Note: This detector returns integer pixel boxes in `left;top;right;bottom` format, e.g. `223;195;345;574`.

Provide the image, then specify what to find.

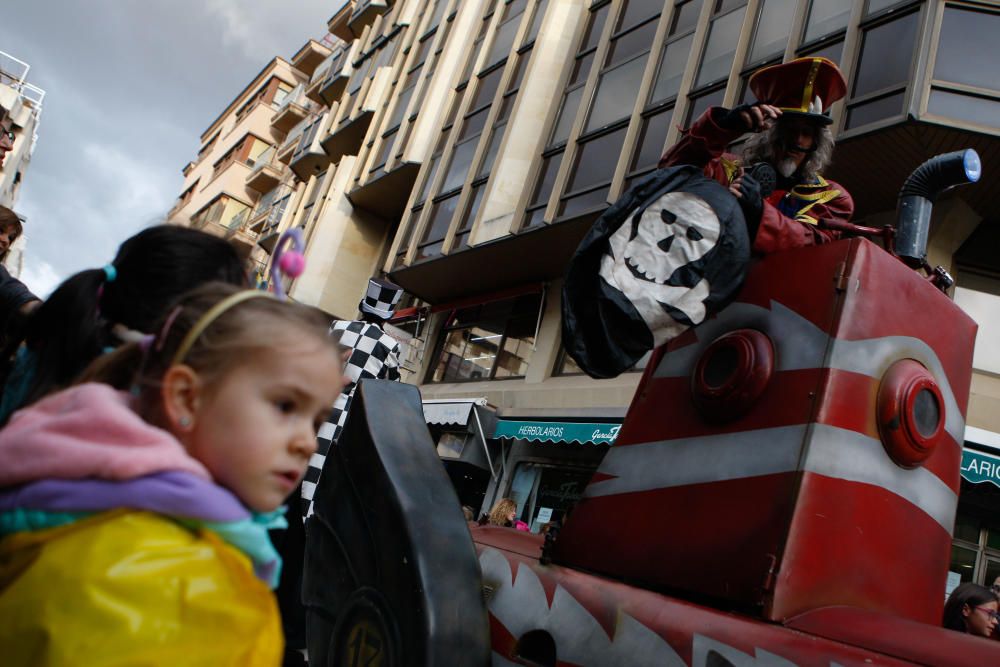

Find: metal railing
313;45;348;85
274;84;306;116
227;207;256;238
280;114;315;153
248;145;280;175
0;51;29;91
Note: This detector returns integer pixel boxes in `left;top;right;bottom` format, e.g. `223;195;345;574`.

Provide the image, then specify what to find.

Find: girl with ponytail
0;224;247;421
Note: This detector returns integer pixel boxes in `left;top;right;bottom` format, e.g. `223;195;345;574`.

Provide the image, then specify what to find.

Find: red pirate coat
658;107;854;254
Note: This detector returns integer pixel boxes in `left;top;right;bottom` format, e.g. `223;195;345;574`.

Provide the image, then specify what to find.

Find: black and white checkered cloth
300;319;401;518
359;278;404;320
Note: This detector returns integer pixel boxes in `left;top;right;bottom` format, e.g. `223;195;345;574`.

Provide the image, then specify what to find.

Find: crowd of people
0;51;990;663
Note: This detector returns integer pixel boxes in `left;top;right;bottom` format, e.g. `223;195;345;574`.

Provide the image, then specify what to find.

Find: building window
799;37;845;66
521;1;614;229
428;293;541;383
190;194;250;231
746;0;796;67
693;1;748;89
950;507;1000;589
626;0;703;189
927;5;1000;130
508;461;603;532
844;8;920;130
801;0;852;45
553;346;584;376
557;1;661;222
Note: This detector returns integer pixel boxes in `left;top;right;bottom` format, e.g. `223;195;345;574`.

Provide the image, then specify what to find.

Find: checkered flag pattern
359;278;404;320
300;319;401;518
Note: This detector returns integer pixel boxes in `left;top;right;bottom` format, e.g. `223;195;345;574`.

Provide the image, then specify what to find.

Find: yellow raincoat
0;509;282;666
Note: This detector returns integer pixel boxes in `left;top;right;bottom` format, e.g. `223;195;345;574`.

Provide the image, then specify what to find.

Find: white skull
599;191;722;345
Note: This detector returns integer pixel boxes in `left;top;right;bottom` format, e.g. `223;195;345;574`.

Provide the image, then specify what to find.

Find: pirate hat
359;277;404;320
749;57;847;125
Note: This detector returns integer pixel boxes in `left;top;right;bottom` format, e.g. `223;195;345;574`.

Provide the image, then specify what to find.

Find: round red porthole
877;359;945;469
691;329;775;423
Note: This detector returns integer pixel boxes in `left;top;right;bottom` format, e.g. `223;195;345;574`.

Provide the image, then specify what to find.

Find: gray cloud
4;0;343;297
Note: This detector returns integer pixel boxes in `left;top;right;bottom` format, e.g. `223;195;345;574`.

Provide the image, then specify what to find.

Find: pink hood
0;383;210;486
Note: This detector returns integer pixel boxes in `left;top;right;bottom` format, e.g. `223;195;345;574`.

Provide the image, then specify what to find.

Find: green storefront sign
492;420;621;445
961;448;1000;487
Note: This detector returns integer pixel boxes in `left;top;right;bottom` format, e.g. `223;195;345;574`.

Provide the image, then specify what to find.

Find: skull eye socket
660;208;676;224
686;226;703;241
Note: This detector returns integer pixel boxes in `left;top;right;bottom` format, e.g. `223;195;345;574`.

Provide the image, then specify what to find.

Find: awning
422;398;488;426
961;448;1000;488
492;420;620;445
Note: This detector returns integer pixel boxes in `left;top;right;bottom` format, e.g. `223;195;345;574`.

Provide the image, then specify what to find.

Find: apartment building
171;0;1000;581
168;41;334;280
0;50;45;277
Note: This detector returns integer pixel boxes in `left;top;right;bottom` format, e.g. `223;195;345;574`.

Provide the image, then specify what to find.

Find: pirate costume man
659;57;854;253
300;277;403;518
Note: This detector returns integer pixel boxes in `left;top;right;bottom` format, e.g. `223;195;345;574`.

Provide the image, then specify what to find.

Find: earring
178;416;192;428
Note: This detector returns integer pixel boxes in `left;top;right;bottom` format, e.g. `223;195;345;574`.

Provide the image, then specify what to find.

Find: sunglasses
0;129;13;143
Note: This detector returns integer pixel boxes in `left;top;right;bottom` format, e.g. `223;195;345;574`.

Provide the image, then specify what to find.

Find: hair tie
170;290;274;367
102;264;117;283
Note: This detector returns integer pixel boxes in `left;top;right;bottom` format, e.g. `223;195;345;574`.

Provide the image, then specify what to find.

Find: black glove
716;104;755;132
736;174;764;237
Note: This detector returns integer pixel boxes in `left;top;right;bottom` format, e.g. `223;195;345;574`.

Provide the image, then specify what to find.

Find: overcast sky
5;1;343;298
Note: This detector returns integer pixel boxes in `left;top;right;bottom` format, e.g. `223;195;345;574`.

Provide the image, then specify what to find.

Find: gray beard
776;158;798;178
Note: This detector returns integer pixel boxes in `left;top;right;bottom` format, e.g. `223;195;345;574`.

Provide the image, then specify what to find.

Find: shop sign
492;420;621;445
960;448;1000;487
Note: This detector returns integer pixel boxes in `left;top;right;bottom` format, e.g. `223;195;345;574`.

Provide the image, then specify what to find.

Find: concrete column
524;281;564;384
292;155;390;318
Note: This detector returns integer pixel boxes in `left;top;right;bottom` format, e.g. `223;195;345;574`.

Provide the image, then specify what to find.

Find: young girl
943;582;1000;638
488;497;530;532
0;283;344;665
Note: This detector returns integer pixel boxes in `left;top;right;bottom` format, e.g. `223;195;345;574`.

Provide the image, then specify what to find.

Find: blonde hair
488;498;518;526
82;282;334;423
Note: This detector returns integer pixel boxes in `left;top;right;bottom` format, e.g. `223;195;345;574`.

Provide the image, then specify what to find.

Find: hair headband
170;290;274;367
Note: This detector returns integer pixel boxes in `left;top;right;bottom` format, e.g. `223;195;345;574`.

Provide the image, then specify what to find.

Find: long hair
488;498;518;527
81;282;334;423
741;120;835;182
943;582;999;632
12;225;247;415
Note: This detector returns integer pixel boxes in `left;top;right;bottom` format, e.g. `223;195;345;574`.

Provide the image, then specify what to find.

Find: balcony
314;45;354;106
270;84;309;133
347;0;389;37
321;105;374;164
247;186;291;234
291;39;332;78
327;3;355;42
224;208;258;259
245;145;284;193
277;115;311;165
348;161;421;219
290;115;331;181
257;219;287;254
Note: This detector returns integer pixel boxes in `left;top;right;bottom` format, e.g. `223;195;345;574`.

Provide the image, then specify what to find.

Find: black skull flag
562;166;750;378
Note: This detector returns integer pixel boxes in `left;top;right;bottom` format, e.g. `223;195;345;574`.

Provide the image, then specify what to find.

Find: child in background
0;283;344;666
0;224;247;423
